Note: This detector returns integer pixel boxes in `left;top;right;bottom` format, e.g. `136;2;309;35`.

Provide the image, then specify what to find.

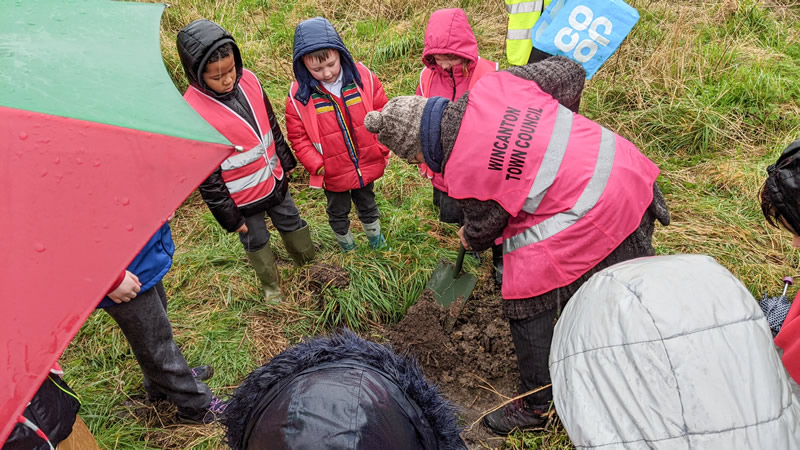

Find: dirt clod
304;263;350;293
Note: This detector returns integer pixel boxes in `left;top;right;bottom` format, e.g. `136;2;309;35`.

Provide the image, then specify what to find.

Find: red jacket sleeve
775;294;800;385
370;73;390;157
371;72;389;112
285;94;324;176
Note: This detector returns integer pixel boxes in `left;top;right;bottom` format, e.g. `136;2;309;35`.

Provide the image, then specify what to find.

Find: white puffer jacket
551;254;800;449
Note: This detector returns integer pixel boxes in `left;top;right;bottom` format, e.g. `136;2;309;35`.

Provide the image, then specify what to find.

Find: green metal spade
425;244;478;309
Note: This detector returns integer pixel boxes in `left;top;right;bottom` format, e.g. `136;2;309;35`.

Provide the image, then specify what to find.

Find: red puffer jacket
286;63;389;192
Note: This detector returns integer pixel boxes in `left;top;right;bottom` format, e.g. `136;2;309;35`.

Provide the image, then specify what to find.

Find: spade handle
454;245;467;277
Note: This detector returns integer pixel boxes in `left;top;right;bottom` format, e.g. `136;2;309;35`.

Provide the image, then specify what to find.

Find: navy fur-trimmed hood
221;329;465;450
291;17;362;105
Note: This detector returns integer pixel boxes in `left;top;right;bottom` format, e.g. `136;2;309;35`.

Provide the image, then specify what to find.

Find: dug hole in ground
385;279;562;448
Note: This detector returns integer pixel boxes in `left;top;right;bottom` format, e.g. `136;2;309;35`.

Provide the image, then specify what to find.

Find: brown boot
279;222;315;267
246;245;285;302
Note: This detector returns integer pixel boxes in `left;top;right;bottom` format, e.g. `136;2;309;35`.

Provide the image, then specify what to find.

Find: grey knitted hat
364;96;428;162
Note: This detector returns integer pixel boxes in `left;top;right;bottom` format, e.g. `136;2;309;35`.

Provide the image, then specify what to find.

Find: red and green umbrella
0;1;236;443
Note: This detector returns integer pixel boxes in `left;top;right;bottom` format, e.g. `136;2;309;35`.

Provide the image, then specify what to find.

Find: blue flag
531;0;639;79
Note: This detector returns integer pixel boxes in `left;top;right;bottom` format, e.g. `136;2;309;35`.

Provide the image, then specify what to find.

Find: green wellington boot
246;245;285;302
363;220;387;249
334;230;356;252
279;222;315;267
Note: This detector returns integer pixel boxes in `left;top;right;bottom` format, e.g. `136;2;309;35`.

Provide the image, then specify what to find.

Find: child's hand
236;223;249;234
458;226;472;250
316;167;325;176
109;271;141;303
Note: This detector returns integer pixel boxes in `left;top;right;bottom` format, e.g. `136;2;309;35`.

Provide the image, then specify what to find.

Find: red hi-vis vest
445;71;659;299
288;63;377;188
184;69;284;207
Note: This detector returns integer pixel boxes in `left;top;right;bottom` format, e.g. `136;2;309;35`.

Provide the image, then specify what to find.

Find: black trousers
509;307;558;409
238;191;305;252
323;182;379;235
104;281;211;414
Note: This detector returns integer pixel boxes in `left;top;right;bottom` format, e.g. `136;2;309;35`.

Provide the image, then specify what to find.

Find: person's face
433;54;464;72
304;51;341;84
202;54;236;94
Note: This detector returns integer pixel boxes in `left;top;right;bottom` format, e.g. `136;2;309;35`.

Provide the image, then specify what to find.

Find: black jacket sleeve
264;92;297;172
198;167;245;232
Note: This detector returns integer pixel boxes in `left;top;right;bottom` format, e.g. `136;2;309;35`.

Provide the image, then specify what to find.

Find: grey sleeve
459;198;510;252
504;56;585;111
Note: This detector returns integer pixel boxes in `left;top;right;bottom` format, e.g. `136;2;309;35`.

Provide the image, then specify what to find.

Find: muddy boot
246;245;285;302
363;220;387;249
279;222;315;267
482;397;547;436
334;230;356;252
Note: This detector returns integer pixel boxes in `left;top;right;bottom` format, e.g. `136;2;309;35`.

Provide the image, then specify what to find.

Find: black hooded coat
221;330;466;450
176;20;297;232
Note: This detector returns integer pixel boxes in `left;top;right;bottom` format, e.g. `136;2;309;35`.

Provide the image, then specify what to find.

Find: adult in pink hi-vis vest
178;20;314;303
364;56;670;435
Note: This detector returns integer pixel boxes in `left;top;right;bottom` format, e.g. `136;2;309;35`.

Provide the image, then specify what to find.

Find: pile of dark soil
387;282;520;449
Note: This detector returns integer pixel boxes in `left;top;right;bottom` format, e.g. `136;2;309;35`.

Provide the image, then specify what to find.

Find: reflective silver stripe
522;105;573;214
505;127;617;254
225;153;280;194
506;28;533;41
220;132;273;171
313;142;323;154
506;0;543;14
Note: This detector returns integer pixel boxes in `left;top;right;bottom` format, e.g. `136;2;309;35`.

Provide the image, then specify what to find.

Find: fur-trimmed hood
222;329;465;450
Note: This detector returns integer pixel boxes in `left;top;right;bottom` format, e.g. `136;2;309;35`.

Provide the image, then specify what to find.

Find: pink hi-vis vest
288;63;377;188
184;69;284;207
445;71;659;299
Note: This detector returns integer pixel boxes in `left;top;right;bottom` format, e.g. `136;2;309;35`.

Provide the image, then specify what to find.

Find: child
364;56;670;435
285;17;389;251
416;8;501;286
100;222;224;424
760;138;800;387
177;20;314;302
417;8;498;101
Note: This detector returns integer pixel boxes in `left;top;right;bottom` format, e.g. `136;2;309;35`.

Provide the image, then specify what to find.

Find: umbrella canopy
0;0;235;444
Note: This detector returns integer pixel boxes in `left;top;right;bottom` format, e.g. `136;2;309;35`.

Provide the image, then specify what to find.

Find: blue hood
291;17;362;105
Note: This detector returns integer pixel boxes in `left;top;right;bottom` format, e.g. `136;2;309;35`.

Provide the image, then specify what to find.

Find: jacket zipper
320;88;364;188
449;70;456;101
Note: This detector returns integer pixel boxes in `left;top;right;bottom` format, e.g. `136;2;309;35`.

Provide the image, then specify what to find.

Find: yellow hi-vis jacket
505;0;551;65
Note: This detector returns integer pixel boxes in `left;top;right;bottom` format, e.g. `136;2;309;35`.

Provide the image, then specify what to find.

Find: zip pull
234;145;245;153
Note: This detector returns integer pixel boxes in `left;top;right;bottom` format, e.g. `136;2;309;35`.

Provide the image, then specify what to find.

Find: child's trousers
104;281;212;414
323;182;379;235
238;191;306;252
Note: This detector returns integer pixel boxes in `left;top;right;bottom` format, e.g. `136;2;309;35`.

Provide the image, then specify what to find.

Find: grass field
60;0;800;448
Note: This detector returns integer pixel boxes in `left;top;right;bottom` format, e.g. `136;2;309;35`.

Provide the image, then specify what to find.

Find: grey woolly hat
364;96;428;162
